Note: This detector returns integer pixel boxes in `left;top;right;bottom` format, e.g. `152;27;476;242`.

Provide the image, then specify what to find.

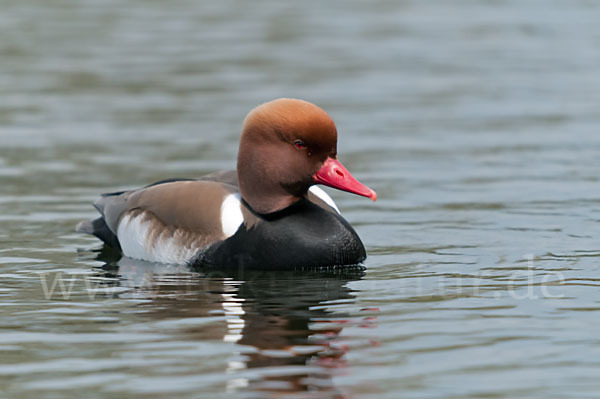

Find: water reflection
97;250;368;398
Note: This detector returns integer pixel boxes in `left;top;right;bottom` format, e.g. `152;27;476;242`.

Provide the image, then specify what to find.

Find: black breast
192;199;366;270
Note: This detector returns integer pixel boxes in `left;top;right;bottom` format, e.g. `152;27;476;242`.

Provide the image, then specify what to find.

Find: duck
76;98;377;270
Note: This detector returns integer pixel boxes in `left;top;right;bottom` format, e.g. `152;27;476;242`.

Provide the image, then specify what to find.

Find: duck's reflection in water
96;250;368;399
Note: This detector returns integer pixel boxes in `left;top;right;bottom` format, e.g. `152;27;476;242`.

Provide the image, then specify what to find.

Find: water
2;0;600;398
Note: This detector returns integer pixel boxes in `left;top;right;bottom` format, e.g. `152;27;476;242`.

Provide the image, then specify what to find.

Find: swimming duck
77;98;376;269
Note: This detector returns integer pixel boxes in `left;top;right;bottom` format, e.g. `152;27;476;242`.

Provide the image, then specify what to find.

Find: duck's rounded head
237;98;376;214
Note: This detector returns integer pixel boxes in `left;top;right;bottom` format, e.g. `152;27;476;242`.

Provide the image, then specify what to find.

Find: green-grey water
2;1;600;398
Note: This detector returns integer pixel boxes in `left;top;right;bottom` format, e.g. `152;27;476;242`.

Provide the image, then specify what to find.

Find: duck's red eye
294;140;306;149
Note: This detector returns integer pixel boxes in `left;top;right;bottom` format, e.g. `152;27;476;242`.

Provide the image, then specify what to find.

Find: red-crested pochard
77;98;376;269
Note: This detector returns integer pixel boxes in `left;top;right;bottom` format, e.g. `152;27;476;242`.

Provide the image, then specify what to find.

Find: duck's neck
242;191;301;215
237;156;303;215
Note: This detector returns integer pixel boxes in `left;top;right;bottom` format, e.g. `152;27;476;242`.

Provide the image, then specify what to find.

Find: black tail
76;217;121;250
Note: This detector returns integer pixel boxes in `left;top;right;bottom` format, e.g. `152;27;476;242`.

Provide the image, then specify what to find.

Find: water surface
2;1;600;398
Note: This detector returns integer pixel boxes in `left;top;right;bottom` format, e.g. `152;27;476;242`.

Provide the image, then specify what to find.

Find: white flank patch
116;213;199;265
221;193;244;238
309;186;340;214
